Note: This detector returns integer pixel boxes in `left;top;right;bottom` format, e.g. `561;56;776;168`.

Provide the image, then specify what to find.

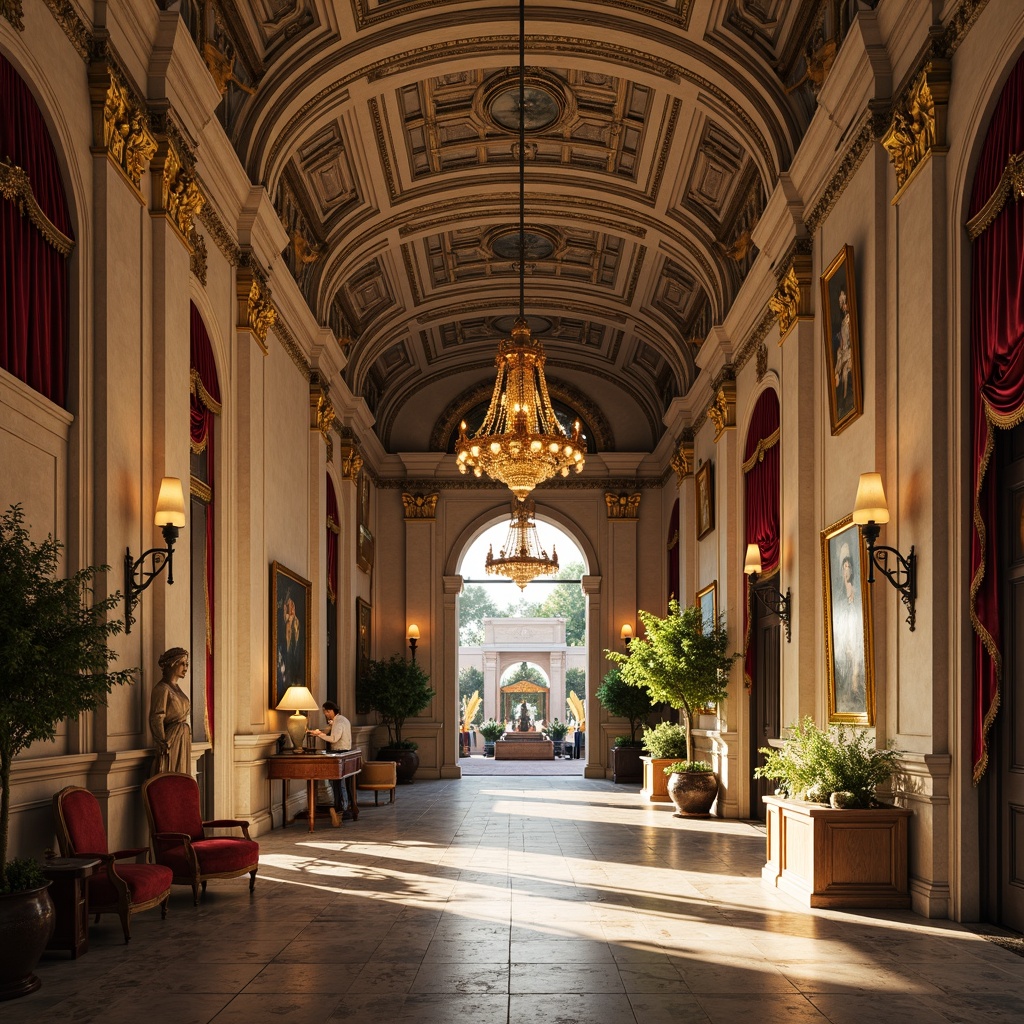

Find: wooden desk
266;750;363;832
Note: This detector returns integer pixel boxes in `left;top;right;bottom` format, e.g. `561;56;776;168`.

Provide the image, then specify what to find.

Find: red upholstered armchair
52;786;172;942
141;772;259;905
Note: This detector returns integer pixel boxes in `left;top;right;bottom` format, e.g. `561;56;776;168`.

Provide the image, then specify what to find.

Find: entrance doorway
748;578;782;820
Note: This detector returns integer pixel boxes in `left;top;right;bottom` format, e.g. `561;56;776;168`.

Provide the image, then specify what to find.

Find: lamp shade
407;624;420;641
743;543;762;576
620;623;633;641
853;472;890;525
275;685;319;712
154;476;186;528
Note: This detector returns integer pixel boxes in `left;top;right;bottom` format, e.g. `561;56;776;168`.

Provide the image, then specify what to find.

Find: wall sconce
275;685;319;752
407;623;420;660
620;623;633;650
743;543;792;643
852;472;916;631
124;477;186;634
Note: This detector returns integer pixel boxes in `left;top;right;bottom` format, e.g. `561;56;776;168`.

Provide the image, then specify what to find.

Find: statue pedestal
495;734;554;759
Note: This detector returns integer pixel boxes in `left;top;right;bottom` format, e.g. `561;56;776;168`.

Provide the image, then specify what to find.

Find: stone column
442;574;464;778
581;574;603;778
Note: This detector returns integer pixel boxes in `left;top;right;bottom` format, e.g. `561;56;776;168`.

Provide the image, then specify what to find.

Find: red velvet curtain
1;54;73;407
327;476;339;603
742;389;781;688
969;53;1024;783
190;304;221;741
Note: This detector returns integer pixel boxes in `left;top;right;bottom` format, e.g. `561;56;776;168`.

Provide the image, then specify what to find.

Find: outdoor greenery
596;667;654;744
663;760;713;775
640;722;690;759
458;584;500;645
544;718;570;740
0;505;135;891
753;717;903;808
479;719;507;742
606;599;738;764
458;665;485;721
501;660;548;689
363;654;436;748
564;666;586;696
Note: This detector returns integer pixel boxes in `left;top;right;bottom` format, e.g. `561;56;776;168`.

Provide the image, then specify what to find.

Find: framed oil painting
357;470;374;574
696;580;718;635
820;515;875;725
695;460;715;540
270;561;311;709
355;597;372;714
820;244;863;436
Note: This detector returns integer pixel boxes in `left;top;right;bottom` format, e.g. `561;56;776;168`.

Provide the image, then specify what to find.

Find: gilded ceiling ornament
768;266;800;338
202;42;256;97
605;492;641;520
670;437;694;484
246;279;277;349
1;0;24;31
882;64;950;196
290;229;322;274
0;159;75;256
402;493;439;520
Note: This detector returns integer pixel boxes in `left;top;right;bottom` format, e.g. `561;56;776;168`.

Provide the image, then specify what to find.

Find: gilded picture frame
820;244;863;436
696;580;718;635
820;515;875;725
270;561;312;709
356;470;374;574
695;460;715;540
355;597;372;714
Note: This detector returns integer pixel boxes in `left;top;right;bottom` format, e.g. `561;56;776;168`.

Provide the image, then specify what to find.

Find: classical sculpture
149;647;192;776
517;701;533;733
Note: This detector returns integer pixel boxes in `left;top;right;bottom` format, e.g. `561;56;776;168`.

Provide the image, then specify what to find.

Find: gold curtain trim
742;563;779;691
190;433;208;456
190;368;223;415
741;428;780;474
327;514;340;534
969;404;1010;783
190;476;212;504
0;158;75;256
966;151;1024;240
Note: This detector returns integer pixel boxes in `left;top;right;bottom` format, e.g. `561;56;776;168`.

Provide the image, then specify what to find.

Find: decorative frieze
189;228;208;285
707;375;736;441
236;269;277;353
1;0;24;31
151;138;205;243
882;62;951;200
767;245;813;342
670;434;694;484
311;384;336;462
91;70;157;191
337;432;364;480
402;493;439;520
605;492;641;519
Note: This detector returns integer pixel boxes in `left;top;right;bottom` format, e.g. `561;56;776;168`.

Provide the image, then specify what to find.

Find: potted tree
607;600;738;810
0;505;135;998
662;760;718;818
479;719;507;757
363;654;436;783
638;721;690;803
754;717;911;907
596;667;654;783
543;718;570;757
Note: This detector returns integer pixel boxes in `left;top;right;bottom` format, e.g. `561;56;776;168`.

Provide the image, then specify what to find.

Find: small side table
43;857;101;958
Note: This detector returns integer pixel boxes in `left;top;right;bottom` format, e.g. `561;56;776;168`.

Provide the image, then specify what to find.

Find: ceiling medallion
486;499;558;589
455;0;588;500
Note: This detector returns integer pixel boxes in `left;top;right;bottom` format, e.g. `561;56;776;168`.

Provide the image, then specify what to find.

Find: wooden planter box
640;756;677;803
609;745;643;783
762;796;912;909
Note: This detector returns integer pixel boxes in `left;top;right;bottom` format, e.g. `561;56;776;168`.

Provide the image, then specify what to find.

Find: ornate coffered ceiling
190;0;833;454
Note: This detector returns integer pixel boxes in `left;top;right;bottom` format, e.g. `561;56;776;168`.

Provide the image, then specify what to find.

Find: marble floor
9;776;1024;1024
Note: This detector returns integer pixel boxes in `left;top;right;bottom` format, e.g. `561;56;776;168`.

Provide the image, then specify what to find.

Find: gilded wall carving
882;63;951;196
605;492;642;519
402;493;439;520
707;376;736;440
1;0;24;31
670;435;694;484
94;73;157;190
0;159;75;256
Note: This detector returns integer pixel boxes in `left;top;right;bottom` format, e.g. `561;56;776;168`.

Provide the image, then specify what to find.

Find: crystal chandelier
454;0;587;501
485;499;558;589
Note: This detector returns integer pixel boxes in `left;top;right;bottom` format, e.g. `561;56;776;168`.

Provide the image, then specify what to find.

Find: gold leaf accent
247;279;277;348
741;428;780;474
0;159;75;256
402;493;439;520
768;266;800;338
670;437;693;484
605;492;641;519
707;379;736;441
1;0;24;31
966;151;1024;240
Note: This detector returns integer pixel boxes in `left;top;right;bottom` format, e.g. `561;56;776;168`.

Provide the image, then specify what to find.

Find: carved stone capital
767;247;812;341
151;138;205;242
707;376;737;441
882;61;951;198
311;386;335;462
338;433;364;480
90;68;156;190
402;493;439;520
236;270;277;353
605;492;641;519
670;435;694;484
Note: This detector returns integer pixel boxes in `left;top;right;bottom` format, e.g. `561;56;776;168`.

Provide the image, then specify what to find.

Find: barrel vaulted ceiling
191;0;836;454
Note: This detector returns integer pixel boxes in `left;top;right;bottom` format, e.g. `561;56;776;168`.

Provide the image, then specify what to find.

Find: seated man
307;701;352;826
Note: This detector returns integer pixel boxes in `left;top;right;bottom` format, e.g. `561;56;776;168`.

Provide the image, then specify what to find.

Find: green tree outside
565;666;586;697
534;561;586;645
501;660;548;688
458;584;500;645
458;665;485;723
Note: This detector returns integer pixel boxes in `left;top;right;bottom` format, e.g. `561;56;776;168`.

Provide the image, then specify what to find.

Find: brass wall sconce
407;623;420;660
124;477;186;634
852;472;916;631
743;543;792;642
620;623;633;650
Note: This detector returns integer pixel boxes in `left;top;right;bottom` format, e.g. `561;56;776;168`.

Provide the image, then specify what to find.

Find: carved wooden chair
141;772;259;905
52;786;172;942
356;760;398;805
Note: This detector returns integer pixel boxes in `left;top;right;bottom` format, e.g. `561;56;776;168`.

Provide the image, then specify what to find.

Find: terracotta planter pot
0;882;56;1001
377;746;420;783
666;770;718;818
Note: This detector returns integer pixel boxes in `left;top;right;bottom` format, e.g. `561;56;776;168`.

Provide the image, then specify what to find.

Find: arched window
0;54;74;407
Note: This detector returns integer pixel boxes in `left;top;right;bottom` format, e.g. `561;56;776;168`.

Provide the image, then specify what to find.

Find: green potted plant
478;719;507;757
607;599;738;806
637;721;689;803
363;654;436;782
754;717;911;908
0;505;134;998
663;760;717;818
596;667;654;783
544;718;570;756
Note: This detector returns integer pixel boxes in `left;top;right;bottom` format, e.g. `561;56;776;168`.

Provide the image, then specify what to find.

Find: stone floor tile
409;962;510;993
509;992;636;1024
510;961;625;994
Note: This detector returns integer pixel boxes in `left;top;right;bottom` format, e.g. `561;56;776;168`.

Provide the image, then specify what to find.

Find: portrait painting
696;580;718;635
820;515;875;725
355;597;372;714
270;562;311;709
695;460;715;540
820;244;863;435
357;470;374;574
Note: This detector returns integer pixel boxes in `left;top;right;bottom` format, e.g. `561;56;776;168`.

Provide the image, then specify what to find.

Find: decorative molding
90;70;157;191
734;305;777;373
189;228;208;285
338;432;364;480
605;492;641;519
42;0;90;60
756;340;768;381
0;159;75;256
151;138;205;243
707;373;737;441
270;315;310;378
402;492;439;520
767;244;812;342
966;151;1024;239
1;0;24;31
198;199;241;266
882;62;951;200
235;269;277;354
311;383;336;462
741;428;780;474
804;112;878;235
670;434;694;484
937;0;991;59
376;475;665;492
189;476;212;504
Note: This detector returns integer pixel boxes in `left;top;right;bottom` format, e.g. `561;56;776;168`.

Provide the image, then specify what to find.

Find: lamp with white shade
276;685;320;752
742;542;792;642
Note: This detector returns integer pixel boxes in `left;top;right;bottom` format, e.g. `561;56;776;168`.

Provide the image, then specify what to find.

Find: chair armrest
71;851;115;865
152;830;193;852
110;847;150;861
202;818;252;839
